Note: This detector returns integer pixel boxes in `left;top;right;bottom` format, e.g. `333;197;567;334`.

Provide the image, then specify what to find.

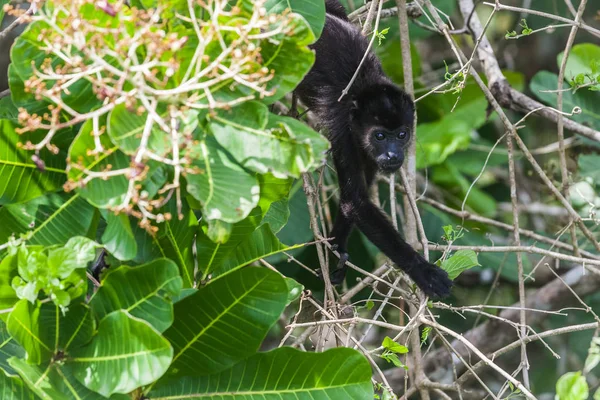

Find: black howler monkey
294;0;452;298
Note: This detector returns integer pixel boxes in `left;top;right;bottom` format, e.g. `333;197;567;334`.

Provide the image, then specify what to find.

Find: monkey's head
350;82;415;174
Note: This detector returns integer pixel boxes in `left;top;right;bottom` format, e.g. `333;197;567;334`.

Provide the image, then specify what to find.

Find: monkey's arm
354;201;452;298
330;143;452;298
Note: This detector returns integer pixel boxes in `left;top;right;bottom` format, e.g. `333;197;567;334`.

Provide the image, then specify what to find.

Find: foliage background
0;0;599;399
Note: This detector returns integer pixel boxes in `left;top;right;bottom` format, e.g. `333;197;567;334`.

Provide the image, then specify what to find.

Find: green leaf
579;155;600;182
264;0;326;39
46;237;98;279
0;253;20;320
285;277;304;304
594;387;600;400
154;200;199;288
382;336;409;354
101;211;137;261
186;136;259;223
209;102;328;179
530;70;600;131
0;370;35;400
195;208;263;278
556;371;589;400
10;21;98;114
416;80;489;169
0;192;96;247
150;347;373;398
0;97;19;121
163;267;287;376
107;104;198;157
7;300;53;364
558;43;600;78
67;118;132;209
440;250;480;280
259;13;317;103
9;359;128;400
584;337;600;374
217;224;301;276
70;311;173;397
0;320;25;376
6;300;93;364
90;259;182;332
0;119;68;205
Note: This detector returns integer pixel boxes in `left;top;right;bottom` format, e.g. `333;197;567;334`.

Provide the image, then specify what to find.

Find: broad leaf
0;320;25;376
196;208;263;278
216;224;302;276
186;136;259;223
0;370;35;400
556;371;589;400
558;43;600;78
101;212;137;261
0;119;68;205
7;300;93;364
70;311;173;397
530;70;600;131
259;13;317;103
150;347;373;399
9;359;128;400
265;0;326;39
0;192;95;247
440;250;480;280
209;102;328;179
90;259;182;332
6;300;53;364
163;267;287;376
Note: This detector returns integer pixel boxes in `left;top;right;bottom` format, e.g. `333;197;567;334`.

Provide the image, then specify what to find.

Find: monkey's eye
374;132;386;141
397;131;407;139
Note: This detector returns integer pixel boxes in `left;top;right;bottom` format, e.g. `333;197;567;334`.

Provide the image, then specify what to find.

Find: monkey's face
350;82;415;173
364;127;411;173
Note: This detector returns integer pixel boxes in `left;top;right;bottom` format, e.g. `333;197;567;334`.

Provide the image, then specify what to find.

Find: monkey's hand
408;260;453;299
317;246;349;285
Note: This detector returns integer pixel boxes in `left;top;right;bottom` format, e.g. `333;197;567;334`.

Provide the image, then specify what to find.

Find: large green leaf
196;208;263;278
107;105;198;157
0;192;95;247
265;0;326;39
186;136;259;223
0;253;20;320
0;320;25;376
0;370;35;400
150;347;374;399
163;267;287;376
530;70;600;130
6;300;54;364
0;97;19;121
259;13;317;103
556;371;589;400
10;20;98;114
9;359;128;400
6;300;93;364
416;90;487;169
0;119;68;205
558;43;600;78
216;224;301;276
70;311;173;397
155;201;198;288
440;250;480;280
67;118;131;209
100;212;137;261
90;259;182;332
209;102;328;178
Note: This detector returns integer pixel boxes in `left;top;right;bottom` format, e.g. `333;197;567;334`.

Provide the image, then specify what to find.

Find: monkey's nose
387;152;399;162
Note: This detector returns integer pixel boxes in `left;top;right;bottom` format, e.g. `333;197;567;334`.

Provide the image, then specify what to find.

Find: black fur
295;0;452;298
